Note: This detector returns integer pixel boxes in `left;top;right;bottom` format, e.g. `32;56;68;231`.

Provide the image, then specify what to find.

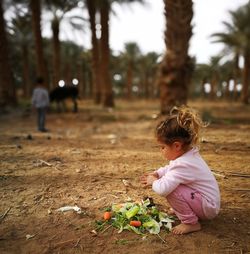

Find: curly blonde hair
156;106;206;147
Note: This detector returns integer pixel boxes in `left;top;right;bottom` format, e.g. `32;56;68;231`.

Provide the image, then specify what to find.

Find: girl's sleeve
152;172;180;196
155;165;169;178
152;164;195;196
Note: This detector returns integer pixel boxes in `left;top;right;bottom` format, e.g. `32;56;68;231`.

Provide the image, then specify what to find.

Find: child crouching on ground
141;106;220;235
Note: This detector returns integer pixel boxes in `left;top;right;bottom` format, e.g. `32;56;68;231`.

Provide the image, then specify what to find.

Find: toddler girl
141;106;220;234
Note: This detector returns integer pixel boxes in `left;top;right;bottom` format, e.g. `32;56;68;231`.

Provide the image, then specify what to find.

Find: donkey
50;86;78;113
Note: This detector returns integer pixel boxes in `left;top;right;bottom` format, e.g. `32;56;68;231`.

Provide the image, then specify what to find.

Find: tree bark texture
0;0;16;106
100;1;114;107
126;63;132;99
22;44;31;98
242;53;250;104
30;0;48;88
86;0;101;104
52;18;61;88
158;0;193;114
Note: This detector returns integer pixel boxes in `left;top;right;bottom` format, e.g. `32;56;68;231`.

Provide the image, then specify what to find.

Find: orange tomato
129;220;141;227
103;211;112;220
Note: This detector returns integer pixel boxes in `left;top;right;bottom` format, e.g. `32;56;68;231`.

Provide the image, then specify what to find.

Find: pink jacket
152;147;220;219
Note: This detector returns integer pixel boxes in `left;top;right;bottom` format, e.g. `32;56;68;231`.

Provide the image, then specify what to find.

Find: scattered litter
71;149;81;154
107;134;117;140
33;159;62;171
107;134;117;144
26;234;35;240
75;169;81;173
110;139;116;144
201;137;209;143
125;197;132;202
151;113;158;119
47;209;52;215
56;205;82;214
36;160;52;167
122;179;130;187
91;230;98;236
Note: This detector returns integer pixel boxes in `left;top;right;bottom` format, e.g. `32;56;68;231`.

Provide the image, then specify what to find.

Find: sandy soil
0;99;250;254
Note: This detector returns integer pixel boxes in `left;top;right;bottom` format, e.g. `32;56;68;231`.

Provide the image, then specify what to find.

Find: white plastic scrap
26;234;35;240
56;205;82;214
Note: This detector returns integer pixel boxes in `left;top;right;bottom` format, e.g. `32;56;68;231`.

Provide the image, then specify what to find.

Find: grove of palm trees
0;1;249;253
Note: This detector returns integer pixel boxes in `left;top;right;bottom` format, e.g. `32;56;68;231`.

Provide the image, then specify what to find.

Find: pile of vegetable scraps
96;198;176;235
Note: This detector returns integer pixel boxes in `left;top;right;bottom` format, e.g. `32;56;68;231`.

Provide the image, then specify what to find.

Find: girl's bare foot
172;222;201;234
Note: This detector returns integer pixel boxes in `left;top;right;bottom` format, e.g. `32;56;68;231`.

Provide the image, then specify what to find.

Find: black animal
50;86;78;113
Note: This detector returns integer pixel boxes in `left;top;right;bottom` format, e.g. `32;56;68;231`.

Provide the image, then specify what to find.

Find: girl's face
158;141;184;161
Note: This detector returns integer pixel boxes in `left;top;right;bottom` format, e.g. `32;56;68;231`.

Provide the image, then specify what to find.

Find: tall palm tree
212;2;250;104
192;63;212;98
30;0;48;87
208;56;222;100
99;0;114;107
89;0;145;108
9;8;33;98
219;60;236;99
139;52;159;98
0;0;16;106
123;42;141;99
44;0;80;88
158;0;194;114
86;0;101;104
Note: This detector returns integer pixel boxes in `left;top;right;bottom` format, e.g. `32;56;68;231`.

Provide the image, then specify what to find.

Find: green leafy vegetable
97;198;176;236
126;206;140;219
143;219;160;234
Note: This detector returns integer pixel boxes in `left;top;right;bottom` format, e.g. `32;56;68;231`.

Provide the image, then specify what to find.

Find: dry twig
73;238;81;248
101;224;112;234
39;160;52;166
227;172;250;178
156;234;167;244
0;207;11;223
212;171;227;178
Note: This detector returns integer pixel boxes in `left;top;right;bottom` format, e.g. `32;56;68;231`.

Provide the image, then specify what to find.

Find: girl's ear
173;141;183;152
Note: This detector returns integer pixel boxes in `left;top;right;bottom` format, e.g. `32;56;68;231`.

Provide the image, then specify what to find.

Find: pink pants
167;184;206;224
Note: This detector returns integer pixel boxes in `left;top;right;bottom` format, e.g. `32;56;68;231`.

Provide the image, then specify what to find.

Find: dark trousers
37;107;46;131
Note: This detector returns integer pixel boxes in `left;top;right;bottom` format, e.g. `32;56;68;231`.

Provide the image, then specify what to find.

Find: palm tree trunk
86;0;101;104
233;53;240;100
30;0;48;88
52;18;61;88
126;64;132;99
100;1;114;107
210;76;217;100
201;78;206;98
77;61;83;98
0;0;16;106
158;0;193;114
64;60;72;85
145;73;150;98
242;53;250;104
22;44;31;98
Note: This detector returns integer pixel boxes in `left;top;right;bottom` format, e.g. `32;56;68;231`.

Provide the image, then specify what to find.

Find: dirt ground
0;99;250;254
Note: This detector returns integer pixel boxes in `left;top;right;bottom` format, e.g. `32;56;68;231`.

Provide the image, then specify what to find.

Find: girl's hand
140;172;159;186
145;175;158;186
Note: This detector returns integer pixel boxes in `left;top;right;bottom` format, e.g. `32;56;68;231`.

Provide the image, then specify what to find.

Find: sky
109;0;249;63
43;0;249;64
